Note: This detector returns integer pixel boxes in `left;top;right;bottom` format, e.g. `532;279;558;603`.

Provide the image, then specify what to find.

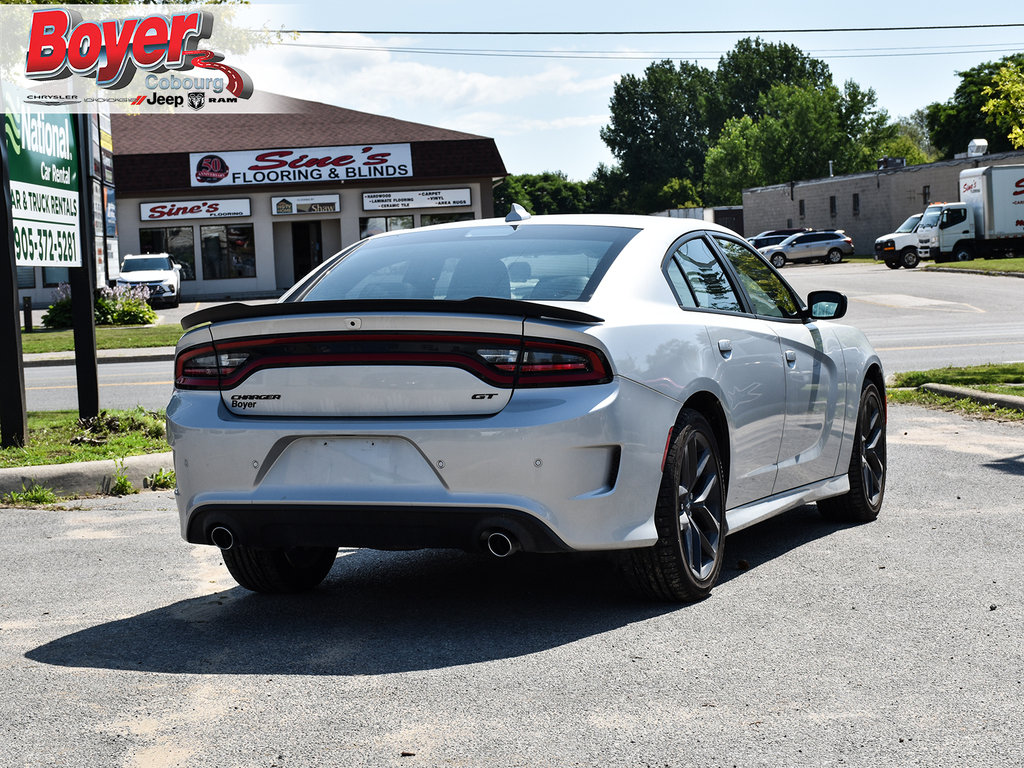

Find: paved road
21;264;1024;410
783;261;1024;373
2;403;1021;767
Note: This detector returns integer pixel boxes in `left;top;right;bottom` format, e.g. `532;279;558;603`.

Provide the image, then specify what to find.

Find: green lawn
21;324;184;355
0;408;169;468
923;257;1024;273
890;363;1024;389
889;363;1024;420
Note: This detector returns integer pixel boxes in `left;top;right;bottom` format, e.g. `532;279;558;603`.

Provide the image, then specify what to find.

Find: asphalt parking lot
2;403;1022;767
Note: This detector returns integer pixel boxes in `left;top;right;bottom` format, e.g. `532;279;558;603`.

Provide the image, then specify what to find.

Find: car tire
954;244;974;261
818;382;886;524
770;253;786;268
900;249;919;269
884;259;901;269
826;248;843;264
623;410;726;602
221;544;338;593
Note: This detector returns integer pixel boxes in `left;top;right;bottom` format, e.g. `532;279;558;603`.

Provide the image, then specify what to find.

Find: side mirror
805;290;847;320
173;263;182;271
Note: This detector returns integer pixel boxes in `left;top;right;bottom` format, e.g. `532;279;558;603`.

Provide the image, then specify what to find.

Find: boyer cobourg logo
23;7;253;101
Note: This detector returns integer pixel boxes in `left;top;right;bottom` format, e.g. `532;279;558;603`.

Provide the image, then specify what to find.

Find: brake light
173;333;612;390
515;340;610;387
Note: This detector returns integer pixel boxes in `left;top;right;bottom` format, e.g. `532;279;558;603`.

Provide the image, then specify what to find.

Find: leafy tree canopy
925;53;1024;158
493;172;588;217
982;62;1024;150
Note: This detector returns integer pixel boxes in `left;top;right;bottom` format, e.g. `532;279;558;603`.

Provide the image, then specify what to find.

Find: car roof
370;212;740;241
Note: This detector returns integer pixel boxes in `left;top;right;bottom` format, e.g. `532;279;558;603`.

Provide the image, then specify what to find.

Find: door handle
718;339;733;359
784;349;797;367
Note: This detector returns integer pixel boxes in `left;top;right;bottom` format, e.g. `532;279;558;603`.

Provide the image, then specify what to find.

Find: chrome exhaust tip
210;526;235;551
485;530;519;558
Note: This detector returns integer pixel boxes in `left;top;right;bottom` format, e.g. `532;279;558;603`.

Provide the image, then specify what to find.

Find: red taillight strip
174;343;218;389
173;332;612;391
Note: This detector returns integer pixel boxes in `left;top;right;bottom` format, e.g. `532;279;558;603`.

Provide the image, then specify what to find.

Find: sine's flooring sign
3;83;81;268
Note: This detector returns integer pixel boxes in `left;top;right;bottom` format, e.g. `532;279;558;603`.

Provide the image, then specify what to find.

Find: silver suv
760;230;855;268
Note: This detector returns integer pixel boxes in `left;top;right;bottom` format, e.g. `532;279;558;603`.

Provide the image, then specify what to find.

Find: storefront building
106;92;507;300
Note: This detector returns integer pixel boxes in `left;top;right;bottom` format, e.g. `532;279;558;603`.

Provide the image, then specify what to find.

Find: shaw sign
188;144;413;187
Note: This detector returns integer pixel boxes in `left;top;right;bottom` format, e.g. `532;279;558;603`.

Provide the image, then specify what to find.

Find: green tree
710;37;832;137
703;116;763;205
600;59;714;210
925;53;1024;158
584;163;632;214
493;172;588;216
982;63;1024;150
703;81;892;203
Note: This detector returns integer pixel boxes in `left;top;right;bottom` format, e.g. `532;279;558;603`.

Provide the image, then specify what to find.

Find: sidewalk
23;346;176;368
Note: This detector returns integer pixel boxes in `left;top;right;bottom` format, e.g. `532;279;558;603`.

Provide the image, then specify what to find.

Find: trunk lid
206;311;526;418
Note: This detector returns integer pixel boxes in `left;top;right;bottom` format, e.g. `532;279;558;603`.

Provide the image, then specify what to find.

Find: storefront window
43;267;69;287
360;215;413;239
421;212;475;227
17;267;35;289
200;224;256;280
140;226;197;280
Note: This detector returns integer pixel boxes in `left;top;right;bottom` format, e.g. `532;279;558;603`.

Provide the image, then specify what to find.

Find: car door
664;235;786;508
712;236;845;492
788;233;816;262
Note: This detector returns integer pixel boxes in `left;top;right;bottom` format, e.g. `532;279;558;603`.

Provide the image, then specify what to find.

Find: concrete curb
0;451;174;498
920;383;1024;411
923;267;1024;278
23;347;176;368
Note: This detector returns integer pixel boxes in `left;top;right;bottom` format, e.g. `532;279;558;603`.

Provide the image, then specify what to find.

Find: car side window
667;237;743;313
713;237;802;320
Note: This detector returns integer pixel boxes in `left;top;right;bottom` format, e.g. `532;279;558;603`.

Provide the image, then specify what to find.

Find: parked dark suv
760;230;855;267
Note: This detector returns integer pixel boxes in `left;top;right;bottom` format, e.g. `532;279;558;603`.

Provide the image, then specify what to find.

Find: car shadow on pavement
982;453;1024;477
25;504;852;677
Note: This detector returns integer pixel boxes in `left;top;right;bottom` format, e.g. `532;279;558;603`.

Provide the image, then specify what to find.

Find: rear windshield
122;256;172;271
298;224;639;303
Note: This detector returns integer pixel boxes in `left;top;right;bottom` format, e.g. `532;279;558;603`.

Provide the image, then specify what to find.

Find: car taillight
173;333;612;390
175;345;253;389
515;340;611;387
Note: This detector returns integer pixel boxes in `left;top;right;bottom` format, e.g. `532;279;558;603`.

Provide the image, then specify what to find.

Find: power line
275;40;1024;62
279;23;1024;35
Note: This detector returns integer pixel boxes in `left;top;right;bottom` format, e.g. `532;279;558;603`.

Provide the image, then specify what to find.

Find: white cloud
458;111;609;136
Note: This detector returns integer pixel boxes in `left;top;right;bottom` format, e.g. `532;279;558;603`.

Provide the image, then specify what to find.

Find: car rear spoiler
181;297;604;331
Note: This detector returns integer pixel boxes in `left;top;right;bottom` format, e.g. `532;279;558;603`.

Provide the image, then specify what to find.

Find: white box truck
917;164;1024;262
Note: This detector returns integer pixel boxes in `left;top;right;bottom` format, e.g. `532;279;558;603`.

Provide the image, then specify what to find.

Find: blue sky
232;1;1024;180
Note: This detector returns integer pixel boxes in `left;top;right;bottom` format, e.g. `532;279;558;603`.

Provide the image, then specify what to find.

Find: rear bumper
185;503;572;553
167;378;681;553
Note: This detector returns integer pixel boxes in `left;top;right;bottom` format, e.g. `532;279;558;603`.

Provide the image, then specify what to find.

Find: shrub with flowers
41;283;157;329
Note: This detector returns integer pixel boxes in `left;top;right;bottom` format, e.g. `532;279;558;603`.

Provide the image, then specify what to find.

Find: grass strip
21;324;184;355
890;363;1024;389
888;389;1024;421
0;408;169;469
922;257;1024;273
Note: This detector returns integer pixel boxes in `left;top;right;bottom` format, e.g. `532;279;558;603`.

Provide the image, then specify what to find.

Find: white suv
117;253;182;307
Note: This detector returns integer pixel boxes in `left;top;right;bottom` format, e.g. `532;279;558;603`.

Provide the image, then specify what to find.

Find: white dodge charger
168;210;886;601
